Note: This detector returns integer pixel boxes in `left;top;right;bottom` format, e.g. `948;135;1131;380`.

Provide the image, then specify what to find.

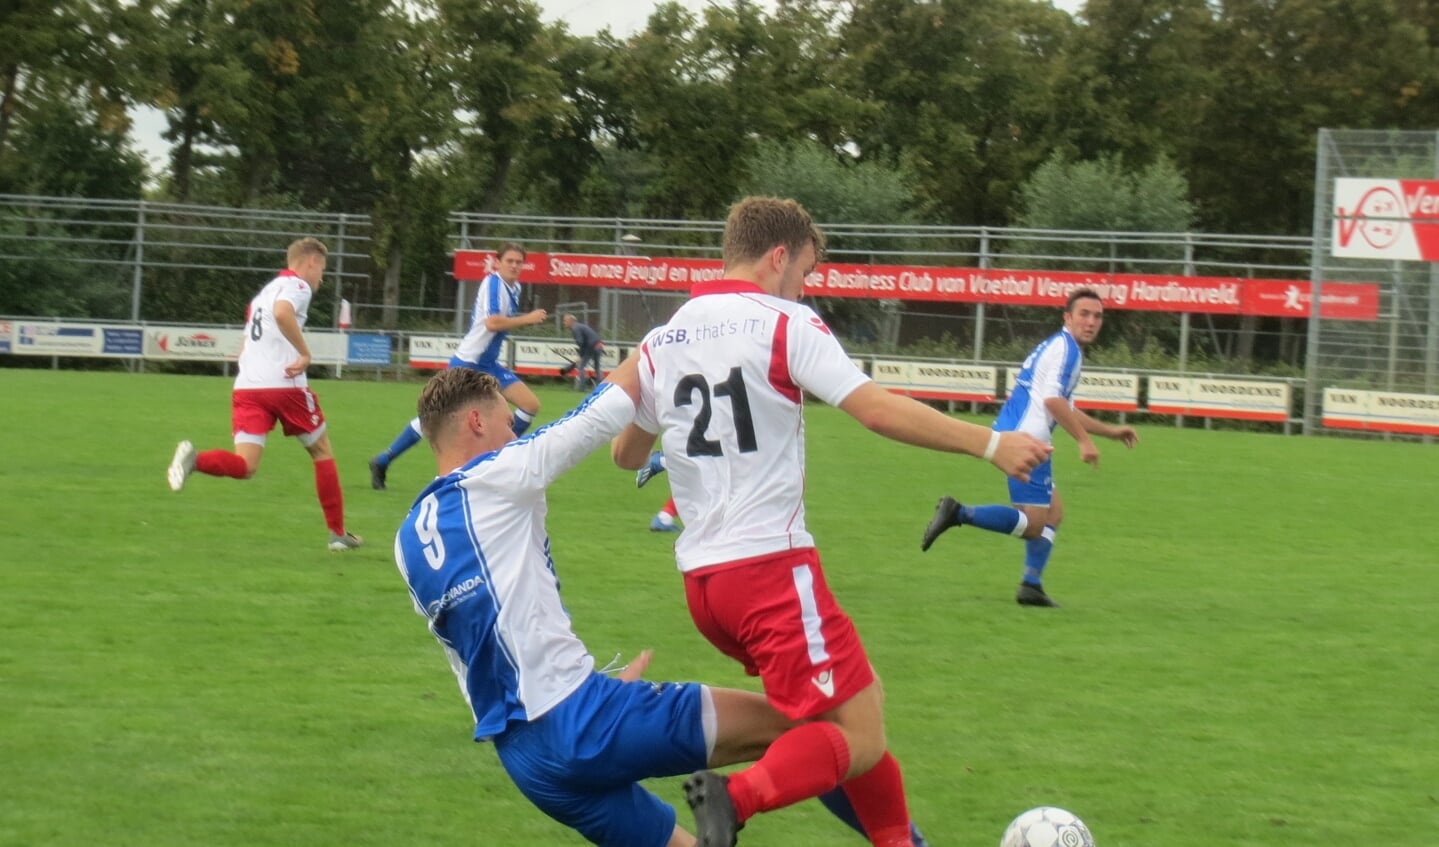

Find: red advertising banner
454;250;1379;320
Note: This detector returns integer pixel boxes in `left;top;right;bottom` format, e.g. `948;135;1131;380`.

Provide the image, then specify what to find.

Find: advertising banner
0;320;10;354
873;360;997;402
512;339;581;375
14;323;146;358
1075;372;1141;411
15;322;103;356
1322;387;1439;435
1332;178;1439;261
455;250;1378;320
146;327;244;360
1002;369;1141;412
1146;377;1291;422
346;333;392;366
409;335;460;369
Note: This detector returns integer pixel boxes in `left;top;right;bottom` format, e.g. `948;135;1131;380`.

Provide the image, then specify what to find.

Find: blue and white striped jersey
454;271;521;366
994;327;1083;444
393;385;634;741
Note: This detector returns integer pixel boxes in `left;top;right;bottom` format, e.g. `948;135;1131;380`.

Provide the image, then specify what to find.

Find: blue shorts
1007;457;1055;507
493;673;709;847
449;356;521;390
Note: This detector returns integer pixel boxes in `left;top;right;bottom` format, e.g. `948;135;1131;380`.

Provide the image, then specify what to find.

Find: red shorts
231;387;326;440
683;548;874;721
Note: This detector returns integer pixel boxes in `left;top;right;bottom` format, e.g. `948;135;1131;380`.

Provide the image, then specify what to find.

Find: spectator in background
559;313;605;390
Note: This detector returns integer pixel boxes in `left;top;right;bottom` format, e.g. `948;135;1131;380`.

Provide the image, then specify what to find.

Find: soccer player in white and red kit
612;197;1051;847
166;237;362;552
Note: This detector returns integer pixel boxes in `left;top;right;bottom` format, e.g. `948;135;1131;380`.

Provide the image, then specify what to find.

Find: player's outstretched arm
838;382;1049;480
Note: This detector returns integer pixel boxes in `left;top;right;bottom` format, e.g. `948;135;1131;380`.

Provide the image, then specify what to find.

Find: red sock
840;752;912;847
314;458;345;535
662;497;678;517
196;449;248;479
727;721;850;823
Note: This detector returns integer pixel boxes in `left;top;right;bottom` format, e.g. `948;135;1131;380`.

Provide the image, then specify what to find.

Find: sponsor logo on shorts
811;669;835;698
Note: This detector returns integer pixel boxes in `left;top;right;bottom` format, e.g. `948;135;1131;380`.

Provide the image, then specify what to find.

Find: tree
1191;0;1438;235
1008;151;1195;353
840;0;1075;226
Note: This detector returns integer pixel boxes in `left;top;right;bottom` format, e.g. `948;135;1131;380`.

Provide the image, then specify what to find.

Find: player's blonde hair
723;197;826;267
417;368;505;447
287;236;328;266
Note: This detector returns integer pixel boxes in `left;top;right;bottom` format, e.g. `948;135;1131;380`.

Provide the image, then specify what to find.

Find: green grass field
1;368;1434;847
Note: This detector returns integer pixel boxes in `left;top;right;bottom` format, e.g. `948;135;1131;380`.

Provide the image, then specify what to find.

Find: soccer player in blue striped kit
921;288;1138;607
392;362;929;847
369;241;547;491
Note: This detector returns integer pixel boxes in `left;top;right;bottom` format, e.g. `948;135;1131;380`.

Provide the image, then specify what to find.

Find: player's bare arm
483;309;548;332
612;421;658;470
1045;396;1101;466
272;300;312;378
1074;407;1139;448
838;382;1049;481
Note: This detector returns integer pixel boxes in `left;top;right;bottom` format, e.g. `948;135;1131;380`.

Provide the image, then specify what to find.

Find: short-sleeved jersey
235;270;313;389
393;385;634;741
994;327;1083;444
454;271;521;367
633;279;870;573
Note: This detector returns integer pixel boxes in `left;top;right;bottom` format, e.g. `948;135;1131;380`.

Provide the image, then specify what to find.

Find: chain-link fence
1306;130;1439;432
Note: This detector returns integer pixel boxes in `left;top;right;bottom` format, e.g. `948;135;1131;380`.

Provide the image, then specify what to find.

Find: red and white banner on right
1332;178;1439;260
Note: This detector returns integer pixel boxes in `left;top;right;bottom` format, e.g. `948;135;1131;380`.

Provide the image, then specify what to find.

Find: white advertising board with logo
14;322;145;358
873;360;997;401
1002;369;1141;412
1322;387;1439;435
408;335;462;368
1331;178;1439;261
1146;376;1291;422
142;327;350;364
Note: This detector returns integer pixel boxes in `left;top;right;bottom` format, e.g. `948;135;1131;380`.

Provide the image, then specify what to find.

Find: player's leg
494;673;710;847
170;391;272;490
636;451;667;488
370;417;422;490
921;459;1056;552
817;789;932;847
651;497;681;532
276;389;361;550
1017;490;1064;607
302;431;362;550
496;368;540;435
682;553;917;846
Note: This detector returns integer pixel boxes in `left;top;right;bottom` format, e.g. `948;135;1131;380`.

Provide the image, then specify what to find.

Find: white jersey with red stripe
235;270;313;390
633;279;870;572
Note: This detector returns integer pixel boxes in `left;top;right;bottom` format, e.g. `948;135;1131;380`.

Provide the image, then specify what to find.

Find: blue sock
512;409;535;436
1023;525;1057;586
815;789;928;845
376;418;422;468
963;504;1027;536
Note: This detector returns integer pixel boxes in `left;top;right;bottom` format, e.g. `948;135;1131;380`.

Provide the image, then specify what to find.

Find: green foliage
1011;151;1195;241
0;96;145;198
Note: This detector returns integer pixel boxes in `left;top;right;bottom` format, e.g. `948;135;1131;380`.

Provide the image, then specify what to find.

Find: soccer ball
1000;806;1095;847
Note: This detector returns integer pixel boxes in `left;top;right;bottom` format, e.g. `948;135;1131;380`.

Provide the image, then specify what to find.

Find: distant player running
166;236;362;552
369;242;547;491
920;288;1138;607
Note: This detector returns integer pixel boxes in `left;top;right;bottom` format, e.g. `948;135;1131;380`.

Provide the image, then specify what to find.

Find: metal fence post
130;201;146;323
333;213;347;328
